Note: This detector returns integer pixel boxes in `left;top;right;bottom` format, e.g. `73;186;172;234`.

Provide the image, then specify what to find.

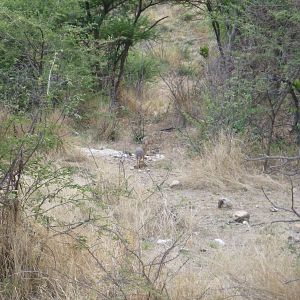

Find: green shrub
181;12;194;22
124;51;160;86
177;63;197;77
199;46;209;58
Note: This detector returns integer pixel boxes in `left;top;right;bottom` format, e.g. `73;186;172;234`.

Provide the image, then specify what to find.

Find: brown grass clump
169;235;300;300
209;236;300;300
181;132;279;190
1;131;298;299
121;82;170;118
74;94;120;142
0;224;42;299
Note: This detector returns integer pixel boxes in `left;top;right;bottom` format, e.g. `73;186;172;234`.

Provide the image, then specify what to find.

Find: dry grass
2;3;299;299
168;235;300;300
181;132;281;190
1;132;299;299
210;236;300;300
121;81;170;118
4;215;299;299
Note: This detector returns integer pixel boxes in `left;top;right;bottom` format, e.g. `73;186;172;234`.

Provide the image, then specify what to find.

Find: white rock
155;154;165;160
214;239;225;246
80;147;125;158
170;180;181;188
129;166;134;170
157;239;172;245
270;207;278;212
242;220;251;227
218;197;233;209
233;210;250;223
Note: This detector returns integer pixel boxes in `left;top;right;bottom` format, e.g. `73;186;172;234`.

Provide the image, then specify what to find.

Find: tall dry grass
1;119;298;299
182;131;280;190
168;235;300;300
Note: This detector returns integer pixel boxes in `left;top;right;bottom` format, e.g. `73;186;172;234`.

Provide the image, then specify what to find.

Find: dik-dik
135;137;151;168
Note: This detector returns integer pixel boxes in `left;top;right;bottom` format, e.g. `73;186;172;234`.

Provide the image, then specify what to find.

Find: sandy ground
64;127;300;278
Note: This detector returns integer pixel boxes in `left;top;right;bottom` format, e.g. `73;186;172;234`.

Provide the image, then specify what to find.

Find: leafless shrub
161;72;203;128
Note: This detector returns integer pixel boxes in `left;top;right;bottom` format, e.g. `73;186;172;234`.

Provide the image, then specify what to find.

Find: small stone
233;210;250;223
214;239;225;246
294;223;300;233
218;197;233;209
157;239;172;245
170;180;181;188
151;148;160;154
129;166;134;170
255;205;259;208
270;207;278;212
287;236;300;243
179;248;189;254
146;168;151;172
155;154;165;160
242;220;250;227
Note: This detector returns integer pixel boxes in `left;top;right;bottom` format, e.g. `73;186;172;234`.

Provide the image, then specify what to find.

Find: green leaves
293;79;300;90
199;45;209;58
101;15;153;43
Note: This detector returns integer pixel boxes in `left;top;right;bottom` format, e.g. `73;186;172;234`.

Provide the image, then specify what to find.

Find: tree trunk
290;87;300;151
206;0;226;63
109;42;131;111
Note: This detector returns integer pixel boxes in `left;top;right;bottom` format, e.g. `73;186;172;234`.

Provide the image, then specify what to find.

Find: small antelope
135;136;151;168
135;146;145;168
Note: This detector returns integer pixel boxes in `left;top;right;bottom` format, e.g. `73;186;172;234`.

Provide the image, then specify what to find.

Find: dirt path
74;132;300;261
58;127;300;298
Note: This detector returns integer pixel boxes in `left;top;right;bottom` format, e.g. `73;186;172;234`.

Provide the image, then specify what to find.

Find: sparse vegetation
0;0;300;299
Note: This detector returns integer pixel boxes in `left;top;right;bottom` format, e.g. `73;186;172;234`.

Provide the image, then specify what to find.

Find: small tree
179;0;300;163
74;0;168;110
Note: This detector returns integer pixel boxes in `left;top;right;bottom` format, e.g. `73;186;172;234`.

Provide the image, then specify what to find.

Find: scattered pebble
170;180;181;188
288;236;300;243
218;197;233;209
179;248;189;254
80;147;125;158
157;239;172;245
155;154;165;160
270;207;278;212
233;210;250;223
214;239;225;246
243;220;251;227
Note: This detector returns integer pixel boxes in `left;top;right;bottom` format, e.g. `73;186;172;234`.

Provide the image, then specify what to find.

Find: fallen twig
246;155;300;161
